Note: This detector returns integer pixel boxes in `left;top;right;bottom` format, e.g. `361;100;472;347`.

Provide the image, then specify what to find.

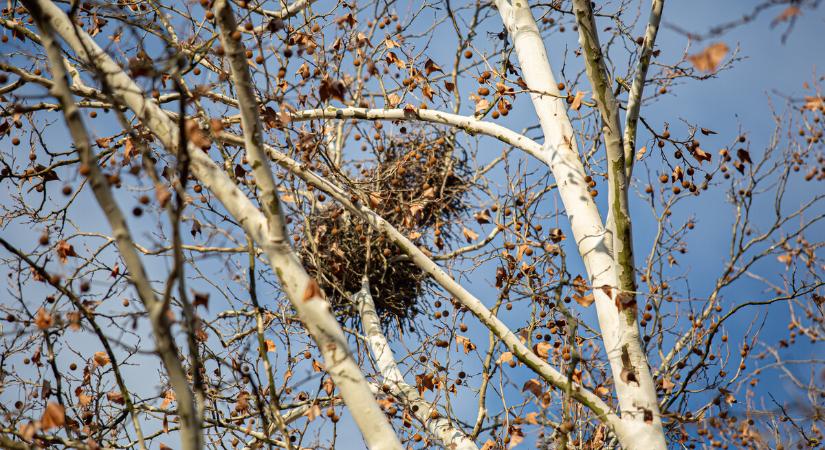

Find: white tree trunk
355;279;479;450
495;1;667;448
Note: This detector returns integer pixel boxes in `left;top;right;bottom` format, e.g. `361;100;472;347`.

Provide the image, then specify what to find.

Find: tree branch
26;4;201;449
496;1;665;447
355;278;479;450
623;0;666;179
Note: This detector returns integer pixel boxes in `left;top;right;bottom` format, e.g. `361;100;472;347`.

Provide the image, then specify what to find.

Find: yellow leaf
264;339;276;352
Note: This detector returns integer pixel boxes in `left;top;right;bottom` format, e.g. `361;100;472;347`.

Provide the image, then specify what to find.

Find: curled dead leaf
691;146;712;164
160;390;176;409
635;145;647;161
534;341;552;359
387;93;401;108
497;351;514;365
56;240;78;264
474;209;491;224
661;376;675;393
522;378;543;398
424;58;442;76
456;335;476;354
107;391;125;404
772;5;801;25
155;185;172;208
185;119;211;150
304;403;321;421
509;426;524;448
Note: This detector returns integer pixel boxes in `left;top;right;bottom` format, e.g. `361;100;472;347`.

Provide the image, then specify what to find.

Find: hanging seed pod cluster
298;129;471;332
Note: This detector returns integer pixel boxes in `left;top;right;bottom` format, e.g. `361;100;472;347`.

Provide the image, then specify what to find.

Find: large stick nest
298;130;471;332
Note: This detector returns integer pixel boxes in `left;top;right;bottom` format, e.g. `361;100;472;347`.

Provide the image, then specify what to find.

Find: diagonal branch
355;278;479;450
623;0;666;179
212;1;402;448
287;107;545;160
26;5;202;450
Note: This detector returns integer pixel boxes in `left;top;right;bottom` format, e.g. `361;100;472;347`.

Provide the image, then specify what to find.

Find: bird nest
298;130;470;333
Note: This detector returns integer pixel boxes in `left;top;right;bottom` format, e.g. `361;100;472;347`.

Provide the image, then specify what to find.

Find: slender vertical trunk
495;2;666;448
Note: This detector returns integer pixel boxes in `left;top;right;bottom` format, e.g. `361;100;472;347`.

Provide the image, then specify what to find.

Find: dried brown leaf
93;351;110;367
462;227;479;243
35;307;53;330
570;91;585;111
688;42;728;72
41;402;65;430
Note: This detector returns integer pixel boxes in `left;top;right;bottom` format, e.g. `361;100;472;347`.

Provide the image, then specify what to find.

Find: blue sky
1;1;823;448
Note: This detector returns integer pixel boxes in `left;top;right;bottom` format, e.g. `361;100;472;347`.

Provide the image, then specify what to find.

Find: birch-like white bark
355;279;479;450
288;107;545;160
495;1;666;448
241;0;317;34
28;1;401;448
